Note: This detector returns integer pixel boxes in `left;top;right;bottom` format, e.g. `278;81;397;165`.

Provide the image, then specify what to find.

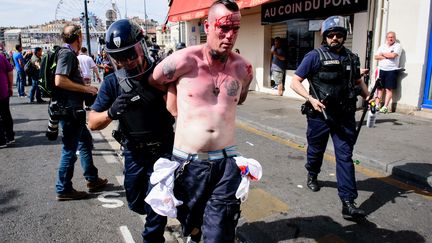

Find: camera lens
46;118;59;141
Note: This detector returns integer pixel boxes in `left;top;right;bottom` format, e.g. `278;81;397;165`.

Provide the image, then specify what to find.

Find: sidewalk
237;91;432;190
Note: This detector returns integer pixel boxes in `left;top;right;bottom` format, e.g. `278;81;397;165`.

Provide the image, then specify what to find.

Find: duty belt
173;145;238;161
126;141;162;150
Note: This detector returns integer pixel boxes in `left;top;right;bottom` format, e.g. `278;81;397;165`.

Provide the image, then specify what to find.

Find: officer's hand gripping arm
107;93;135;120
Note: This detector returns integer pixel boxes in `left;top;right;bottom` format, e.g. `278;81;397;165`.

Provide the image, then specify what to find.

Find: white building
165;0;432;115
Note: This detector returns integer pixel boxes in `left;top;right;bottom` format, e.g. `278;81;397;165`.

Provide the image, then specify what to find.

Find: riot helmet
321;16;351;39
105;19;153;80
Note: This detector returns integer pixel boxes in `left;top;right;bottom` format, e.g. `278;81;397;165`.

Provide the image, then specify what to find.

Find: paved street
0;88;431;242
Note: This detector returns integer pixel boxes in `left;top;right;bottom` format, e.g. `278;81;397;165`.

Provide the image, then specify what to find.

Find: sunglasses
109;47;138;62
327;33;344;39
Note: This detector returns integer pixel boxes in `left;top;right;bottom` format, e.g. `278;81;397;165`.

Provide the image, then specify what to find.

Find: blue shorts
172;146;242;243
379;70;399;89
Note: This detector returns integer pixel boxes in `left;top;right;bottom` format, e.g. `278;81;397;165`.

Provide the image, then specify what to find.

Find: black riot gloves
107;92;137;120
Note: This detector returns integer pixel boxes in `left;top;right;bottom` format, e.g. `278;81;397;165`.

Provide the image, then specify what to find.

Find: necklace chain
205;48;227;96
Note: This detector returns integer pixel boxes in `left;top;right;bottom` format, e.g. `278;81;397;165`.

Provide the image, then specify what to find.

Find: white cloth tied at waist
234;156;263;202
144;157;183;218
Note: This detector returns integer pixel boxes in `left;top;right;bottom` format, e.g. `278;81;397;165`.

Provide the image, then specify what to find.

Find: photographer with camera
87;19;175;243
53;23;107;201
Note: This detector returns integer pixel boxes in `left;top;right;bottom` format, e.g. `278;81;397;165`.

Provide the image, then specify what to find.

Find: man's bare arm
151;52;191;88
238;62;253;105
55;74;98;95
88;110;112;130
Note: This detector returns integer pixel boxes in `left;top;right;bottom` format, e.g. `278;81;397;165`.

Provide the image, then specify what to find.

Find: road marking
119;225;135;243
236;120;432;200
98;192;124;208
116;175;124;185
101;152;119;164
241;188;289;221
92;133;103;140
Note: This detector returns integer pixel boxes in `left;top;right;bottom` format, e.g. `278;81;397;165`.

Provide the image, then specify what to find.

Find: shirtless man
150;1;252;242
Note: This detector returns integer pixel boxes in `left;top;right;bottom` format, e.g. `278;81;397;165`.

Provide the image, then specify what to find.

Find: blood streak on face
211;12;241;52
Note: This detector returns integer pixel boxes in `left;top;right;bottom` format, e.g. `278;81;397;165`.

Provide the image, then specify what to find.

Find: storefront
259;0;369;92
165;0;432;114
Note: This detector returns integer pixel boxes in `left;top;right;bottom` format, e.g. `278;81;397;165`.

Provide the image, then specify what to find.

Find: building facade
166;0;432;114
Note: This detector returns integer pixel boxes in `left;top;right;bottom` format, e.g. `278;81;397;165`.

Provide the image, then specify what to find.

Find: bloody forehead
214;13;241;27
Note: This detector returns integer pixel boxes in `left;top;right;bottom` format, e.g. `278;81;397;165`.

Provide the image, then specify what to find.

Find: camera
45;100;68;141
48;100;68;120
46;117;59;141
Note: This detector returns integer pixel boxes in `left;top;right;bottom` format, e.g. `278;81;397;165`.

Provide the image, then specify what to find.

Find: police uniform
91;70;174;242
296;45;361;202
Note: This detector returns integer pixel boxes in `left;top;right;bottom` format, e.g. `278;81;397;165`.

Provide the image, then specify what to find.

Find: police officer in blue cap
88;19;174;242
290;16;370;220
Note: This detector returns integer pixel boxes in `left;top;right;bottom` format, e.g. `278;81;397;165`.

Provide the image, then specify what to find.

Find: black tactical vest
308;47;360;113
118;73;174;146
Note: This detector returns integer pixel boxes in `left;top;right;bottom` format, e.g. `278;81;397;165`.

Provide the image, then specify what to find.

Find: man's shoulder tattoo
162;61;176;80
225;79;240;97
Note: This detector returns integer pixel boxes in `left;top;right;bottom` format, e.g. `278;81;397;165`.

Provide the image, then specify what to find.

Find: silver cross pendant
213;87;220;96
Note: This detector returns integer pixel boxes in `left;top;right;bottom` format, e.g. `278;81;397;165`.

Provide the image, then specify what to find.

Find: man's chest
178;71;242;101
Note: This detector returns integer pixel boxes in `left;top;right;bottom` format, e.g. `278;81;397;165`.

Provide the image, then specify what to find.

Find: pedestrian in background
151;1;253;242
12;44;27;97
374;31;402;113
290;16;369;220
54;23;107;201
77;46;101;85
28;47;45;103
97;49;114;79
24;51;33;86
0;51;15;147
270;36;286;96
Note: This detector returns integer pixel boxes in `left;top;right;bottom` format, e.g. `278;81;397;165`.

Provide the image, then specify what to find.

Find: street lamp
124;0;128;18
84;0;92;55
143;0;148;34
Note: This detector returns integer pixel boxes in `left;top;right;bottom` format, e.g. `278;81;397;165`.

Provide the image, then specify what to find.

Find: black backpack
24;61;35;76
38;46;62;98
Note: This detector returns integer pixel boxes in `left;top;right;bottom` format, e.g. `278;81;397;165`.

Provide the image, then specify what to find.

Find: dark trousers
173;155;242;243
16;70;26;96
0;97;14;143
29;78;42;102
305;112;358;201
123;147;170;243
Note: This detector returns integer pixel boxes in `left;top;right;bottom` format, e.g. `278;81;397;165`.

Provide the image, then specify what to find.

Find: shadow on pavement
237;215;425;243
0;189;21;216
321;175;431;217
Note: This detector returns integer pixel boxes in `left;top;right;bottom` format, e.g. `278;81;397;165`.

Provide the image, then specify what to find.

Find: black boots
307;174;320;192
342;200;366;219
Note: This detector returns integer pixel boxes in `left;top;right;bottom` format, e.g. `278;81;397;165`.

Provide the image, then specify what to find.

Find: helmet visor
107;40;153;80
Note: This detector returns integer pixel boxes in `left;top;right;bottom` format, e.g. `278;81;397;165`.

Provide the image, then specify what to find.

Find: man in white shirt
77;47;101;85
374;31;402;113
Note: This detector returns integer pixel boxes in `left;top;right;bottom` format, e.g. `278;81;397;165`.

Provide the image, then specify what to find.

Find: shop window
286;20;314;70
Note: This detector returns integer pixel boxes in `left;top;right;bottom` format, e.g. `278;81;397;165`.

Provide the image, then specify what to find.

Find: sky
0;0;169;28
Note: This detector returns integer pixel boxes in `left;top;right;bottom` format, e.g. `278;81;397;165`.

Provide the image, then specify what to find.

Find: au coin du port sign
261;0;368;24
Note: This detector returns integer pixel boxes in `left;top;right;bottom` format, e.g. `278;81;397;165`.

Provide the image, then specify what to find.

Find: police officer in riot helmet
88;19;174;242
290;16;370;220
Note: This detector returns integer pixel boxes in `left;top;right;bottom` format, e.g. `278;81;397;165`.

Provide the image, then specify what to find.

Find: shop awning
167;0;272;22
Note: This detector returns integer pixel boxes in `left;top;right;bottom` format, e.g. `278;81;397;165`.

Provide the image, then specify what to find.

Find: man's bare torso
153;45;252;153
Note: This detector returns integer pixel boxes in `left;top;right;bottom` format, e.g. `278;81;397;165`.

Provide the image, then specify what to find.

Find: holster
301;102;316;117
